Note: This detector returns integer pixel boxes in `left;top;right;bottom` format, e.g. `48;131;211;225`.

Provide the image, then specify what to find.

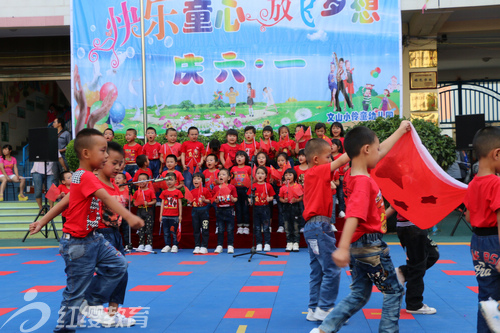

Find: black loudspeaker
29;128;59;162
455;114;485;150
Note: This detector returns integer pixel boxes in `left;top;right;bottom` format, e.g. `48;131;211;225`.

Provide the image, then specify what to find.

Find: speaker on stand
23;128;60;242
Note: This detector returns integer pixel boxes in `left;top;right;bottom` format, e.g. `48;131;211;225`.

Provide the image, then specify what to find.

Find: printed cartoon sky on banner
72;0;402;135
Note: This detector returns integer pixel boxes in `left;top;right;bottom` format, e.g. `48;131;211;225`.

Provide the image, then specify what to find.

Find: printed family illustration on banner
71;0;402;136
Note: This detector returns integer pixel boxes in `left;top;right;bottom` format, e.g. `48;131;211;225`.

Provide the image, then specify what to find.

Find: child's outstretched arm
29;194;70;234
95;189;144;229
379;120;411;160
330;153;350;172
332;217;359;267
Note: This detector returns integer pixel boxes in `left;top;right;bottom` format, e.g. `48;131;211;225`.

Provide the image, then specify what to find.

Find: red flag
293;184;304;197
285;161;292;171
287;181;294;202
134;189;145;206
164;143;173;156
205;142;211;156
270;166;282;181
260;138;270;153
219;183;232;196
194;165;200;174
183;186;194;203
177;223;182;242
211;191;218;203
295;127;305;141
321;135;332;145
45;184;61;202
224;156;233;169
303;127;312;141
371;125;467;229
186;158;196;174
252;164;257;178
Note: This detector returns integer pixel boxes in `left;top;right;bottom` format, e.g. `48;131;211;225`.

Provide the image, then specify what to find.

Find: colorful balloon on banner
109;101;126;123
100;82;118;101
255;59;264;68
370;67;381;78
84;85;99;107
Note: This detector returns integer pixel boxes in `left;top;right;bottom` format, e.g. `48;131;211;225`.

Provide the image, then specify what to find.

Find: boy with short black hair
312;121;410;333
160;154;185;190
181;126;204;190
132;155;153;183
241;126;260;161
464;126;500;333
123;128;142;177
303;139;350;322
29;128;144;331
160;128;182;172
160;172;184;253
133;173;156;252
142;127;161;178
103;128;115;142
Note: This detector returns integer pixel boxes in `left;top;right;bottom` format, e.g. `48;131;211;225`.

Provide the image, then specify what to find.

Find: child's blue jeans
183;170;194;190
217;206;235;247
283;202;302;243
320;233;403;333
304;217;341;311
471;232;500;333
253;205;271;245
235;187;250;228
162;216;179;246
148;159;161;178
124;164;138;178
54;231;127;332
192;206;210;248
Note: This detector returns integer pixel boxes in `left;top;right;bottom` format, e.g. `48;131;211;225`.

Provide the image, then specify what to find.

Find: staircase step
0;201;39;209
0;215;63;223
1;230;61;239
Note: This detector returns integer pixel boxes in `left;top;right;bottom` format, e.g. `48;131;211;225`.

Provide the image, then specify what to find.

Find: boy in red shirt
279;169;304;252
220;128;240;167
160;128;182;172
213;169;238;254
160;173;184;253
142;127;162;178
302;138;350;323
132;155;153;183
57;171;72;225
191;172;212;254
181;126;204;190
133;173;156;252
313;121;410;333
241;126;260;162
160;155;185;190
29;129;144;330
464;127;500;332
123;128;142;177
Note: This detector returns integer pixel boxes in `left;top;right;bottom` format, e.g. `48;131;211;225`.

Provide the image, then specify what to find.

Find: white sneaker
306;308;319;322
480;299;500;332
227;245;234;254
243;227;250;234
137;244;145;251
406;304;437;315
161;245;171;253
112;312;136;327
396;267;406;285
214;245;223;253
285;242;293;252
292;242;299;252
314;307;333;321
277;226;285;233
144;244;153;252
310;328;320;333
237;227;243;234
300;227;304;233
256;244;263;251
338;211;346;218
171;245;178;253
83;305;115;327
215;227;218;234
193;247;200;254
264;244;271;252
199;247;208;254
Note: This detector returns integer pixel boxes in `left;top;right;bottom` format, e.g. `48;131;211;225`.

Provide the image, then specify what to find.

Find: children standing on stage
464;126;500;333
278;125;295;167
181;127;204;190
273;152;288;233
191;172;212;254
133;173;156;252
232;151;251;234
213;169;238;254
115;172;131;249
123;128;142;177
294;149;308;186
161;155;185;190
132;155;152;183
302;138;350;323
161;128;182;172
279;169;303;252
248;166;275;252
220;129;240;167
160;173;184;253
313;121;410;333
142;127;161;178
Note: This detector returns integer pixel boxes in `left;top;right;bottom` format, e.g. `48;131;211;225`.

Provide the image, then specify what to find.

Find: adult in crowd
52;117;70;185
0;144;28;201
31;160;54;210
47;103;58;126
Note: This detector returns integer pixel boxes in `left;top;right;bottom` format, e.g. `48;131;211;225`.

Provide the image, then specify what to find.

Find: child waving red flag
45;184;61;202
183;186;194;203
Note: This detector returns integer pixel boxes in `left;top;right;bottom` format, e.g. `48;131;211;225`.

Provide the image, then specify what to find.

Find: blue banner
71;0;402;136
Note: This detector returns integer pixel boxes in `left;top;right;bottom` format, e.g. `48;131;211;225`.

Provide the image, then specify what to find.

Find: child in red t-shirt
213;169;237;254
464;127;500;332
160;128;182;172
294;149;308;186
220;128;240;167
29;129;144;330
329;122;345;151
203;154;220;217
272;153;289;233
278;125;295;167
57;171;72;225
181;127;204;190
115;173;132;249
133;173;156;252
159;172;184;253
301;138;350;323
318;122;410;332
248;166;275;252
191;172;212;254
160;155;185;190
332;138;348;218
261;125;278;162
241;126;260;162
294;124;310;155
123;128;143;177
279;169;304;252
315;122;332;146
255;152;271;182
329;169;340;226
232;151;251;235
143;127;162;178
132;155;153;183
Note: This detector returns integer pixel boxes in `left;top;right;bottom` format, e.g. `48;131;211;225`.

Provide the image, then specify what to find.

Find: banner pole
140;0;147;137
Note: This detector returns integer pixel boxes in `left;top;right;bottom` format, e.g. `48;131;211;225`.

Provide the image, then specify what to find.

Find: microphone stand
233;159;278;262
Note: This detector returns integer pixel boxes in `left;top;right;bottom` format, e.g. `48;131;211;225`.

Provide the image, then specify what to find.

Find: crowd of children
26;120;500;333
